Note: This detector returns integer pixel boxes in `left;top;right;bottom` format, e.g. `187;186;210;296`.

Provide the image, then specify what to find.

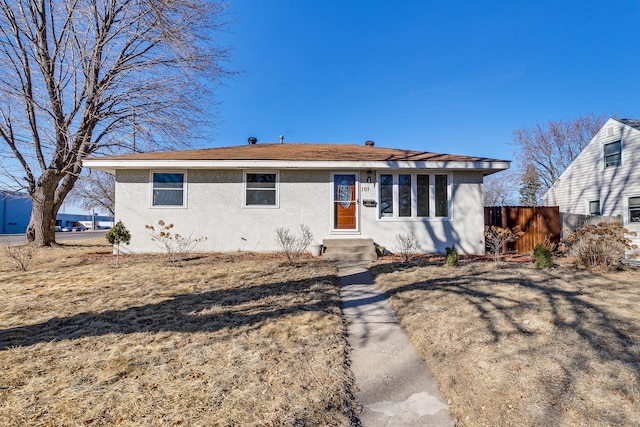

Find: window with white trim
629;196;640;223
245;172;278;206
604;140;621;167
378;173;449;219
588;200;600;216
152;172;185;206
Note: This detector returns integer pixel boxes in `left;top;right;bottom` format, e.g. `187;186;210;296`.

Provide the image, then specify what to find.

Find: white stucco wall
359;171;485;254
115;168;487;255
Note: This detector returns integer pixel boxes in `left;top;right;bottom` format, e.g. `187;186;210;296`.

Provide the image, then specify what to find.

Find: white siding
543;118;640;251
115;168;487;255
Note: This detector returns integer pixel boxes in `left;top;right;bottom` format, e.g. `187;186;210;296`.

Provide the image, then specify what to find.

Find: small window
588;200;600;216
629;196;640;223
152;172;185;206
245;172;277;206
604;140;621;167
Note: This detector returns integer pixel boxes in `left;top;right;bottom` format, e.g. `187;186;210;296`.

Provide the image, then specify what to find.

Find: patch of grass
371;260;640;426
0;239;358;425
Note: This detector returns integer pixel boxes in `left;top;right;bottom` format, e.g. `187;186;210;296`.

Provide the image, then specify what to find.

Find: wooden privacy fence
484;206;561;254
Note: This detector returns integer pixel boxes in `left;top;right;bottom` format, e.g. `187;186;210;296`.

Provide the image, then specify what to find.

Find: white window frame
377;171;451;221
243;170;279;208
587;200;600;216
624;194;640;225
602;139;622;169
150;170;187;208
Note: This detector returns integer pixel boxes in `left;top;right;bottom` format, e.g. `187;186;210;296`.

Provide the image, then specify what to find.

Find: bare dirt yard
371;256;640;427
0;239;358;426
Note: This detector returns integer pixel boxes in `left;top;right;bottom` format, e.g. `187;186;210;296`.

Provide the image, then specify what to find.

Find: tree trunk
26;180;60;247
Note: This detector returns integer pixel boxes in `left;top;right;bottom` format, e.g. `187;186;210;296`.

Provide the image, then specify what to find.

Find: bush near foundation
394;231;420;263
566;222;637;271
484;226;524;265
145;220;206;265
445;245;458;266
275;224;313;266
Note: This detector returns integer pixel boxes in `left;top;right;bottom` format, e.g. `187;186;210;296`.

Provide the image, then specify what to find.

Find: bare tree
70;169;115;215
484;171;518;207
511;113;608;192
0;0;231;246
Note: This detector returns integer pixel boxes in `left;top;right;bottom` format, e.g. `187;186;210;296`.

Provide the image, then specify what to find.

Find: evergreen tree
519;166;541;206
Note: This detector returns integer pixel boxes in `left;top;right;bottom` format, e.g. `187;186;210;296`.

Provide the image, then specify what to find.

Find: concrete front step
322;238;377;262
323;251;377;262
324;238;374;247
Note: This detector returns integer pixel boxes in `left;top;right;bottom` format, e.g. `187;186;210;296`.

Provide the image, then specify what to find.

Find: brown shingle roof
91;143;507;163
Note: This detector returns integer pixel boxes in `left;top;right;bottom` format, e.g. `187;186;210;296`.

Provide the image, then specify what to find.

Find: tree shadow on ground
0;274;340;350
370;261;638;371
366;261;639;426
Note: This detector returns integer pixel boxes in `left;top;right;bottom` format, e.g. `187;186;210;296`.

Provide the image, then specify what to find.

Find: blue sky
211;0;640;161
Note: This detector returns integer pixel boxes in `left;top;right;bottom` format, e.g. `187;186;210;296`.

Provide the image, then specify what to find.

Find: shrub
445;245;458;266
484;226;524;265
106;221;131;268
3;241;39;271
533;244;553;268
275;224;313;266
566;222;637;270
145;220;206;265
395;231;420;263
375;244;386;258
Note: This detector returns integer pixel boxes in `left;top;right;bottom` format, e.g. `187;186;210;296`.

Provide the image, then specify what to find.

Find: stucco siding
359;171;484;254
115;169;332;253
115;168;488;255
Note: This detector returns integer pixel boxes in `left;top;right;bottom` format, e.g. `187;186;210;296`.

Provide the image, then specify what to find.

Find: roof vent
279;135;284;144
365;140;375;147
248;137;257;145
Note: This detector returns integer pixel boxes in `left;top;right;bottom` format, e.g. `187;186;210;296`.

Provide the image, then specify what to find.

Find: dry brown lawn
371;257;640;426
0;239;358;426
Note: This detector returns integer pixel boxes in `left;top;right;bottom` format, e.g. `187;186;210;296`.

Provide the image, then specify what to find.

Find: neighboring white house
84;141;509;255
542;117;640;252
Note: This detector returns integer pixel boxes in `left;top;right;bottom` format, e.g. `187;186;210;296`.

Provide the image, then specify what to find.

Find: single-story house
542;117;640;253
84;140;510;256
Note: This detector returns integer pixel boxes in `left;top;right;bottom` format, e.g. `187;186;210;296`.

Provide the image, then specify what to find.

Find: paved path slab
337;261;454;427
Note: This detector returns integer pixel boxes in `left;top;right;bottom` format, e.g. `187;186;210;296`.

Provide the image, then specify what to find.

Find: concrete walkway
337;261;454;427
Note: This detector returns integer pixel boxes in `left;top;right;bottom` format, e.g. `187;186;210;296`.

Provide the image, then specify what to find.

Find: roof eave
83;159;511;174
